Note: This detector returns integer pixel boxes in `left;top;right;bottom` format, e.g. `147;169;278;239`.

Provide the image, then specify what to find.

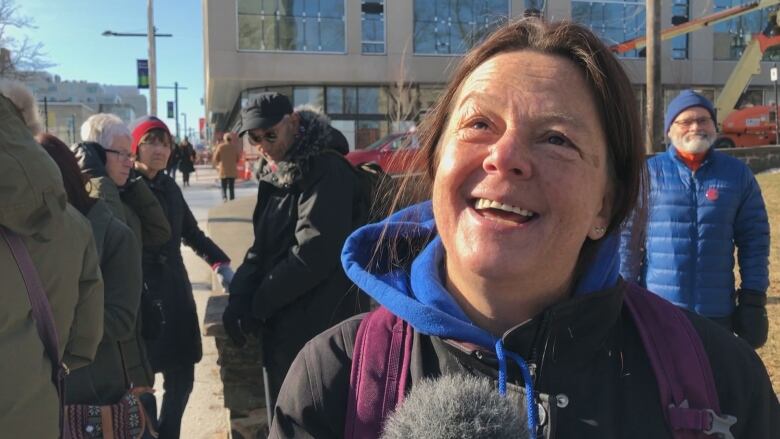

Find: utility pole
174;81;179;139
773;64;779;144
646;0;663;153
182;112;188;139
147;0;157;116
43;97;49;132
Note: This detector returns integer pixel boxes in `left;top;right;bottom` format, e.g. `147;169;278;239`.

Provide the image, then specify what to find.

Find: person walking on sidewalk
178;137;197;187
166;142;181;181
619;90;771;349
222;92;369;405
131;116;235;439
213;132;240;201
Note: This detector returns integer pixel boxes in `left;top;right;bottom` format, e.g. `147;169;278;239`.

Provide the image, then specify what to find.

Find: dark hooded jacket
64;199;142;404
141;171;229;371
270;203;779;439
73;141;172;387
228;107;368;397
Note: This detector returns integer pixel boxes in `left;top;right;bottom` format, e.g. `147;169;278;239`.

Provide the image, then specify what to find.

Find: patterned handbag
64;387;158;439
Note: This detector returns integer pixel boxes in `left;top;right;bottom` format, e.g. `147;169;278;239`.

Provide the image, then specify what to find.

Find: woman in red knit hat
131;116;234;439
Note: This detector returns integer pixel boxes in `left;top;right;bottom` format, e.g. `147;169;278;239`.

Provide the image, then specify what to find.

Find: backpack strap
344;307;413;439
625;282;736;439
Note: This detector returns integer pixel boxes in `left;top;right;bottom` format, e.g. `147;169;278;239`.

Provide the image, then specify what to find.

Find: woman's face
135;136;171;175
432;50;612;295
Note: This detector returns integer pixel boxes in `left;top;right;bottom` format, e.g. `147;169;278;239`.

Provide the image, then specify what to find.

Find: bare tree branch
0;0;52;80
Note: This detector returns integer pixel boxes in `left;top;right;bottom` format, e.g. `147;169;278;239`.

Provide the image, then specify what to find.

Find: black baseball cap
239;92;293;135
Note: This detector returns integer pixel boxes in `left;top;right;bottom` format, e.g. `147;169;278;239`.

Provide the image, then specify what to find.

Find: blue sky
10;0;204;141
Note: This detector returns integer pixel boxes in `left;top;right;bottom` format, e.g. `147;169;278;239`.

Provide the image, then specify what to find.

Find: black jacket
270;281;779;438
229;109;368;392
142;172;229;371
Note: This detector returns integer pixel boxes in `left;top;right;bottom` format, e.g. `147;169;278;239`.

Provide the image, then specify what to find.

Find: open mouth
472;198;537;224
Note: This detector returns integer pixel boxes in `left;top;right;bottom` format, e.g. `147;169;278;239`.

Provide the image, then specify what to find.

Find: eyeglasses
247;130;278;145
673;116;713;128
104;148;134;161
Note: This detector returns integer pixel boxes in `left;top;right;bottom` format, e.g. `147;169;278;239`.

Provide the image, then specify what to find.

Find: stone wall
715;146;780;174
205;197;269;439
651;145;780;174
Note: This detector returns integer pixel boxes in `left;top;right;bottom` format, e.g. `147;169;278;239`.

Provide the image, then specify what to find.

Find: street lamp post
181;112;188;140
101;0;172;117
147;0;157;116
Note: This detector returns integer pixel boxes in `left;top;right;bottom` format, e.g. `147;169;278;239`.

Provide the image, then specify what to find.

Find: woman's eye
470;120;489;130
546;134;568;146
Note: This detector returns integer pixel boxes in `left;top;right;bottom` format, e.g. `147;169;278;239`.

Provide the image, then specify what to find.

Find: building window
571;0;645;58
237;0;345;52
523;0;544;17
293;86;324;108
413;0;509;55
712;0;769;60
362;1;385;53
671;0;688;60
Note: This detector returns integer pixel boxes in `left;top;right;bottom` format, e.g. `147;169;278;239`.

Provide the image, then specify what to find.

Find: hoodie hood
0;95;67;239
341;201;621;348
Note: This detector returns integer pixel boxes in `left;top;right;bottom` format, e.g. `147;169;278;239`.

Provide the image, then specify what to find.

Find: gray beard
673;134;713;154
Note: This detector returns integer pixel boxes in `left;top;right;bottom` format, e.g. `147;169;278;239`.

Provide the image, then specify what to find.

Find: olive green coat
89;175;171;387
0;95;104;438
64;200;142;404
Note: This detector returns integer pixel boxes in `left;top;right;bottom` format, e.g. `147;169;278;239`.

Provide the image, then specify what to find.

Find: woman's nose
482;132;533;178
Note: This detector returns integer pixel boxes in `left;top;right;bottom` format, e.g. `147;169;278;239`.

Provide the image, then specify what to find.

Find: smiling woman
269;18;780;439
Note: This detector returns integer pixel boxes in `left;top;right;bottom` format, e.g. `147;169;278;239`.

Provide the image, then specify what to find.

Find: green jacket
0;95;104;437
64;200;142;404
89;175;170;387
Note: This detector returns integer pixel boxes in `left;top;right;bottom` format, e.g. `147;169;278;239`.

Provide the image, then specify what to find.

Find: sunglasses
247;130;278;144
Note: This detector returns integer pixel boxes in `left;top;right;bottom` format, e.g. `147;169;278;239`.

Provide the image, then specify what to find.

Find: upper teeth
475;198;534;217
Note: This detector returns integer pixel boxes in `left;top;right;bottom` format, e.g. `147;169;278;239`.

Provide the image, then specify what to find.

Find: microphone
380;374;530;439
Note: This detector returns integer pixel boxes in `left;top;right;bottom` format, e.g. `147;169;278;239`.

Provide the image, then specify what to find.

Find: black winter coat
229;109;369;396
142;172;229;371
270;281;779;438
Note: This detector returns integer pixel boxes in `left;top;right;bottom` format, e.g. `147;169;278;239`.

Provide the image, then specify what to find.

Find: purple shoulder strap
1;226;68;438
344;307;413;439
625;282;735;439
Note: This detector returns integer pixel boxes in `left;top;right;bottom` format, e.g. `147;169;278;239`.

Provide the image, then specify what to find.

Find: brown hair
36;133;97;217
139;128;171;148
381;18;646;274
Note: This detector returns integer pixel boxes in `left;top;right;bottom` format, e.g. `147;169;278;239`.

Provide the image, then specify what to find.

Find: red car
346;131;422;175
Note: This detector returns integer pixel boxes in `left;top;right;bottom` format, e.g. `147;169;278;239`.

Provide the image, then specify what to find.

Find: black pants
221;178;235;200
158;364;195;439
182;171;191;186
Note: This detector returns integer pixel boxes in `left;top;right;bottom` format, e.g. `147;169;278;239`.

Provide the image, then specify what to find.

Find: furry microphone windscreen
380;374;530;439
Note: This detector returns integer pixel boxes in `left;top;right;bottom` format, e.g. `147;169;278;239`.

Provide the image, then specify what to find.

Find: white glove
215;264;235;293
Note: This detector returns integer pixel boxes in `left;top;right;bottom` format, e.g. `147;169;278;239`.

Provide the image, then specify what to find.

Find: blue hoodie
341;201;621;432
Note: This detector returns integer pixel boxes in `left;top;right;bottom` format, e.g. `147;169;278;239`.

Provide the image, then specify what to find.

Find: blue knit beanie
664;90;717;135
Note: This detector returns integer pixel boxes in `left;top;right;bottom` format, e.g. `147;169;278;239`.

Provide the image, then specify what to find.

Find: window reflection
712;0;769;60
413;0;508;54
362;0;385;53
571;0;645;58
237;0;346;52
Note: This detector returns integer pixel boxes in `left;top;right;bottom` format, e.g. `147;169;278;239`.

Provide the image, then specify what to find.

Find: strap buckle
703;409;737;439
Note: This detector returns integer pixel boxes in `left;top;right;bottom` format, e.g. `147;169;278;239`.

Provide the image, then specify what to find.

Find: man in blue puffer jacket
620;90;770;348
